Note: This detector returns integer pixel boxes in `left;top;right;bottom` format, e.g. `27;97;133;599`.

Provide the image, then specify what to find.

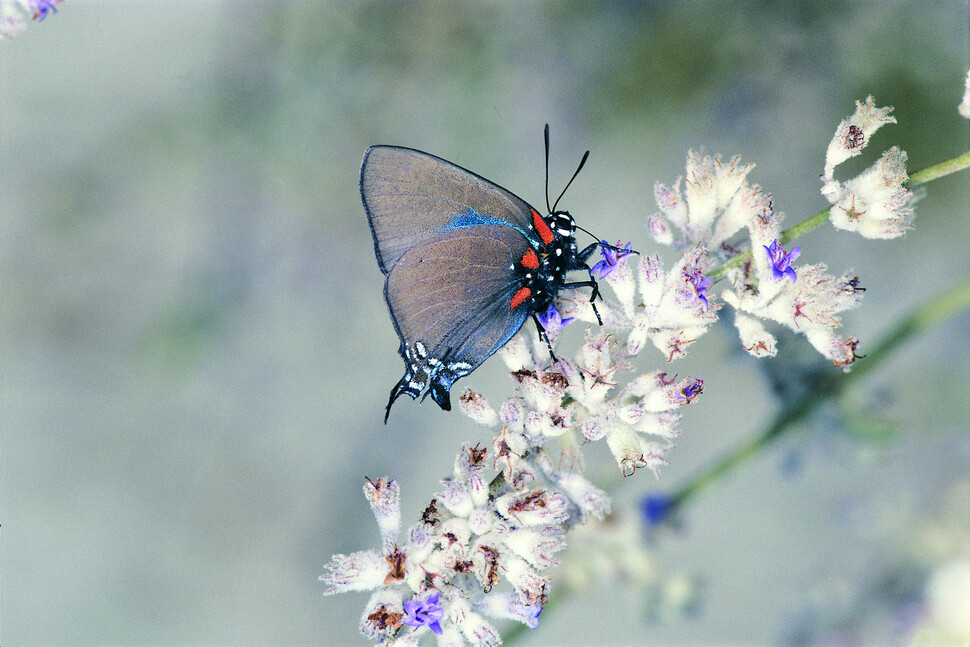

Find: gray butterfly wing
361;145;538;275
383;223;532;417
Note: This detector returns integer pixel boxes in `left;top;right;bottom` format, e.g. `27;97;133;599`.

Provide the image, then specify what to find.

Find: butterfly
360;126;633;422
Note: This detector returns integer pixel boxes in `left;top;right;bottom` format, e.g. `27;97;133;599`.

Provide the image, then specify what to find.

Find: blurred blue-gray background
2;2;968;645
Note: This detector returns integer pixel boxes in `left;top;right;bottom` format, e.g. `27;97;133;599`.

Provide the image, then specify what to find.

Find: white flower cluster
597;246;720;362
821;96;916;239
319;465;569;645
320;267;706;643
648;150;771;251
467;317;703;478
644;96;914;368
0;0;61;39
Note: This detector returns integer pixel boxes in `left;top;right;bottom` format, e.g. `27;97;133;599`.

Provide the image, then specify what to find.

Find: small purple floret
684;269;713;310
517;600;542;628
763;239;801;283
402;591;444;635
640;494;672;526
32;0;60;21
591;240;634;279
680;378;703;403
536;303;573;330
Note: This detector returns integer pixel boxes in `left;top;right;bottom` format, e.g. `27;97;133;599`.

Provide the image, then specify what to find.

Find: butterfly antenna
551;149;589;214
544;124;552;214
574;223;601;242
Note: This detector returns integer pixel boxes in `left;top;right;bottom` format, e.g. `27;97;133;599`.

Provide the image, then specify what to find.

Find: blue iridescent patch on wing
444;209;531;242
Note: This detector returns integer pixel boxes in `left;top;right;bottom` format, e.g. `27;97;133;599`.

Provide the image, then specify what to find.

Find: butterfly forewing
361;145;538;274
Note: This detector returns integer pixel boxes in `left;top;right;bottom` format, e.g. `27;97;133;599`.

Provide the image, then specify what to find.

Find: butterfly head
547;210;576;238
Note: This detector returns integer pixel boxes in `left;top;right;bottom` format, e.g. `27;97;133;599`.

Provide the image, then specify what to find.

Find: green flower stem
707;150;970;284
909;150;970;185
667;276;970;514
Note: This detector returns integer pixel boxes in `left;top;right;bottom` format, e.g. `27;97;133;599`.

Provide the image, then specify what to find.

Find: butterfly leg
577;241;603;263
531;313;559;363
571;240;639;325
561;277;604;325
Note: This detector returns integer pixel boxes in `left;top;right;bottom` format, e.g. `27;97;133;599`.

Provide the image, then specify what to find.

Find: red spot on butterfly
510;287;531;309
520;248;540;270
531;208;555;245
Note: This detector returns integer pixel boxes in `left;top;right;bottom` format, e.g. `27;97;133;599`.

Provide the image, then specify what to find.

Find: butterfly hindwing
361;145;537;275
383;223;533;416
